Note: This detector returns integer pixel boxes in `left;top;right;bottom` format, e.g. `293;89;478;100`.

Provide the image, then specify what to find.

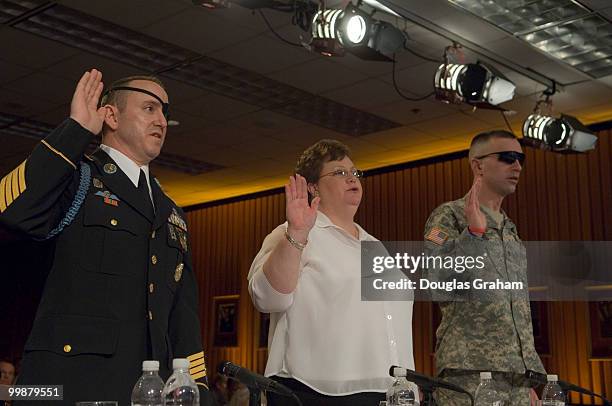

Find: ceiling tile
267;57;369;94
42;53;142;82
368;98;457;125
359;127;440;149
173;92;260;122
483;37;551;68
0;88;60;117
408;111;492;137
4;72;78;104
0;27;80;69
322;79;402;110
378;61;437;97
267;124;351;148
58;0;190;29
231;110;306;136
0;58;35;85
529;61;590;85
165;110;210;137
433;9;507;44
140;7;261;54
231;135;304;159
209;34;318;75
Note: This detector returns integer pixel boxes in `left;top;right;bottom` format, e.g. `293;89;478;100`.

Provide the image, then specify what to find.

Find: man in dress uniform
0;70;213;405
423;130;545;406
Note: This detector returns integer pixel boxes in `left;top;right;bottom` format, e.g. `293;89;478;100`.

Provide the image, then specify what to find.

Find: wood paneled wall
186;128;611;403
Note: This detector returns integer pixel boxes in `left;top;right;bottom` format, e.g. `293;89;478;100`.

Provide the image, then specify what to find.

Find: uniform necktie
138;169;154;220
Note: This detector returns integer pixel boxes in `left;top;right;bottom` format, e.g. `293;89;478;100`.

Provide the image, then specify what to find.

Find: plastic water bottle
131;360;164;406
542;374;565;406
162;358;199;406
474;372;503;406
386;376;417;405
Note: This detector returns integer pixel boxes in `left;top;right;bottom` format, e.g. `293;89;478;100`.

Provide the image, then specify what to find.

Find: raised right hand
285;174;320;242
465;175;487;232
70;69;106;135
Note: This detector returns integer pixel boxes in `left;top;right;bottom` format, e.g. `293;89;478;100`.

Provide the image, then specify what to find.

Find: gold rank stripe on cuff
41;139;77;170
192;371;207;381
186;351;204;362
0;160;27;213
189;364;206;375
190;357;205;368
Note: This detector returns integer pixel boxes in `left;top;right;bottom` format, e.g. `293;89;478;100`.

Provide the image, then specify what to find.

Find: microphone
390;366;474;406
525;370;611;406
218;361;294;397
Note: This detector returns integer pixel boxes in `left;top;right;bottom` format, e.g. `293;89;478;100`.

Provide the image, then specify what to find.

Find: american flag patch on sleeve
426;227;449;245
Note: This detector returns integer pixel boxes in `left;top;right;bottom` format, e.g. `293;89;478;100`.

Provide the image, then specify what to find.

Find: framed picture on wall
259;312;270;348
213;295;239;347
589;301;612;359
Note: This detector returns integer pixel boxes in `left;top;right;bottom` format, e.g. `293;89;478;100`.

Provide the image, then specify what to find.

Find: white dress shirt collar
315;210;369;241
99;144;153;201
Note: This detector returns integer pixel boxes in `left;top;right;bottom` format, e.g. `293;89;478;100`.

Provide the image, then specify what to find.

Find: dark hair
470;129;517;149
469;129;517;159
100;75;166;110
295;139;351;185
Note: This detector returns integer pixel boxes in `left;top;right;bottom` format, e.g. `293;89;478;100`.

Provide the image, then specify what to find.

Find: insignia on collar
93;178;103;189
103;163;117;174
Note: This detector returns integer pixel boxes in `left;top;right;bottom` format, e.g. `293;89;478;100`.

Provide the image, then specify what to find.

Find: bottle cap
480;372;492;379
142;360;159;371
547;374;558;381
173;358;190;370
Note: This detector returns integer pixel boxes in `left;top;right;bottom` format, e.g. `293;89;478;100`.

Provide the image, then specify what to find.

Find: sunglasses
476;151;525;165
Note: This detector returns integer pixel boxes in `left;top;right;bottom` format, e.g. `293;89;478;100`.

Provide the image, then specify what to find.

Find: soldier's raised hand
70;69;106;135
285;174;319;242
465;175;487;232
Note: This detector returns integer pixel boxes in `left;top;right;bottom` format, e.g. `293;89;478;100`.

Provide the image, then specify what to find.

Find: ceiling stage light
434;62;516;108
522;113;598;153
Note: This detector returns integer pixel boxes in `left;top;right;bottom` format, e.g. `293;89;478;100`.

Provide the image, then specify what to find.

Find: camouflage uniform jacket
423;196;545;376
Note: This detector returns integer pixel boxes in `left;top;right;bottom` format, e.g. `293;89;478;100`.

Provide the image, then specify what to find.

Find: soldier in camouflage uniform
423;130;545;406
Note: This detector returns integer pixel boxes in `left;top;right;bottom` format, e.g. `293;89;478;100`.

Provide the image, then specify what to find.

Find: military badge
168;223;177;240
178;231;188;253
93;178;103;188
169;208;187;231
103;163;117;174
174;263;184;282
95;190;120;207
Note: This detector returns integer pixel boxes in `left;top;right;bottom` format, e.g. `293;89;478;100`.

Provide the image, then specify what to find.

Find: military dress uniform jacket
0;119;213;405
423;197;545;376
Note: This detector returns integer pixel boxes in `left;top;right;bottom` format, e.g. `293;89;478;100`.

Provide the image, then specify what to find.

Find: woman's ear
307;183;318;197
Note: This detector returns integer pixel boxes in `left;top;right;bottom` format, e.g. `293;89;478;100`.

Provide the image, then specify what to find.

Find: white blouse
248;211;417;396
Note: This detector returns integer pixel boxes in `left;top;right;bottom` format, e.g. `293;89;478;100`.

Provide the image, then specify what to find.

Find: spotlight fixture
433;62;516;108
310;4;405;61
522;114;597;153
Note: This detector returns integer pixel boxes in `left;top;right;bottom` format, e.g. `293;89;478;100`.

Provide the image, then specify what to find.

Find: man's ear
103;105;119;131
470;158;483;176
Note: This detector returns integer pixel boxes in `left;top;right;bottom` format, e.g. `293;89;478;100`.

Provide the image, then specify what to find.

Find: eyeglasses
475;151;525;165
319;168;364;179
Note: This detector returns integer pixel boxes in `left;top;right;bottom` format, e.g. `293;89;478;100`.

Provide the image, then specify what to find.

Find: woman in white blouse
248;139;416;405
